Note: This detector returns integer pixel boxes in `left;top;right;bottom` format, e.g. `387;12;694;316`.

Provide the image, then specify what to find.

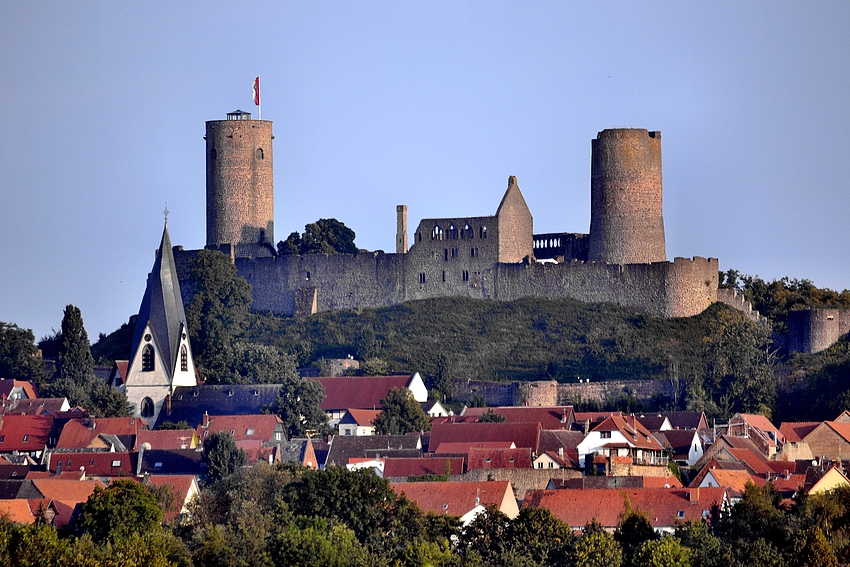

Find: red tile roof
434;441;514;453
0;499;37;523
30;478;105;503
592;415;664;451
0;380;39;400
56;417;148;449
429;422;541;453
0;398;68;416
311;376;413;410
727;448;774;475
196;413;283;445
145;475;198;521
342;409;381;427
48;452;135;477
0;415;53;452
523;487;727;529
779;421;820;443
462;406;574;429
467;447;532;470
383;457;464;478
392;480;514;517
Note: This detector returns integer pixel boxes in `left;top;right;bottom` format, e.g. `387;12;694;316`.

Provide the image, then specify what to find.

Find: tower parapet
588;129;665;264
205;110;274;250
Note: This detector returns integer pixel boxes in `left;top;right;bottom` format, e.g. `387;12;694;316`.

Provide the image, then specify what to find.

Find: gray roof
130;221;188;376
325;434;422;468
279;439;309;465
138;448;204;476
156;384;281;428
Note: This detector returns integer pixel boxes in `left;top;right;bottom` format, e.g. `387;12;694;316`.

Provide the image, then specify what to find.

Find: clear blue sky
2;2;849;343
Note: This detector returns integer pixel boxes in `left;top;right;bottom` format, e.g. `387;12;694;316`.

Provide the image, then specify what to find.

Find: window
141;397;155;418
22;435;28;442
600;431;612;439
181;345;188;372
419;273;426;284
536;462;543;469
480;226;487;238
448;224;458;239
111;460;121;467
471;247;478;258
154;462;163;469
677;510;686;518
256;148;264;159
442;271;446;282
89;460;95;465
275;432;282;441
0;436;5;443
549;462;554;468
246;429;255;436
142;344;155;371
462;270;469;282
451;248;458;258
463;224;474;239
444;249;448;261
67;461;72;466
306;271;311;280
431;225;443;240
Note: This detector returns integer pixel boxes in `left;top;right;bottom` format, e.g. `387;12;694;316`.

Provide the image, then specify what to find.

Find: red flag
253;76;260;106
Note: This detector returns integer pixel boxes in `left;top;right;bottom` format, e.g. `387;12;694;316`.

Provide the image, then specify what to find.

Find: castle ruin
174;114;720;319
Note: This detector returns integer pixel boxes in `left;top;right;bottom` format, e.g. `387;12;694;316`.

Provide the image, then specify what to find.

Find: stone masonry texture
588;129;666;264
206;118;274;247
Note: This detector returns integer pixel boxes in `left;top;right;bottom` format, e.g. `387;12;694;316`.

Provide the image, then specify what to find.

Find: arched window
256;148;264;159
142;345;155;372
140;397;155;418
181;345;188;372
431;225;444;240
480;226;488;239
464;224;474;239
448;224;458;239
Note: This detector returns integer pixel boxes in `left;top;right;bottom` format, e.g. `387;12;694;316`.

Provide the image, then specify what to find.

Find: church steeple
124;218;196;422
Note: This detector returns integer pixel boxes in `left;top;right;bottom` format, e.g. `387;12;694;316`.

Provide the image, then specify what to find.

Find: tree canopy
0;322;47;384
202;431;248;485
277;218;357;256
373;387;431;435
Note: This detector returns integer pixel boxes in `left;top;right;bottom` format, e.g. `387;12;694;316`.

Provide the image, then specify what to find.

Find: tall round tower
587;128;665;264
205;110;274;249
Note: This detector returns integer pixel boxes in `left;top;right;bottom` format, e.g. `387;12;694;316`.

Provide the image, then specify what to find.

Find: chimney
558;447;564;458
165;394;172;416
561;408;567;424
202;412;210;428
396;205;408;254
690;487;700;502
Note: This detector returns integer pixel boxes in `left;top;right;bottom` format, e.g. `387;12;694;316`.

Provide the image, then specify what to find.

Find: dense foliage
373;387;431;435
277;218;358;256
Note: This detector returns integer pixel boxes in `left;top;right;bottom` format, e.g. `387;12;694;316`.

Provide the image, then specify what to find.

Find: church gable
125;323;171;388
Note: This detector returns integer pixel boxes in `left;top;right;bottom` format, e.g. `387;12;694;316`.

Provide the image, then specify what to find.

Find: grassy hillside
244;297;739;384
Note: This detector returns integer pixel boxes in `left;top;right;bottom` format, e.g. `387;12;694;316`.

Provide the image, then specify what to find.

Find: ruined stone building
172;111;722;319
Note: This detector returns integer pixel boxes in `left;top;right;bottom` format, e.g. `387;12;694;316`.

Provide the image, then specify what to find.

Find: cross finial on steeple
163;202;170;222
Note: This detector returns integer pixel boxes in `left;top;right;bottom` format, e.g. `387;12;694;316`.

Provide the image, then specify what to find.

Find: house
697;468;754;495
47;451;135;479
195;413;286;449
523;487;728;533
659;411;709;431
28;478;106;528
421;400;449;418
634;414;672;431
0;415;55;459
55;417;149;451
0;379;38;401
325;434;422;468
338;409;381;436
310;374;428;426
392;480;519;524
654;429;704;467
0;499;43;524
778;421;819;461
806;464;850;495
278;439;319;470
533;449;576;470
467;447;532;470
461;406;575;430
429;422;542;453
726;413;784;458
137;448;204;476
144;474;200;521
798;420;850;462
0;398;69;416
156;384;281;429
694;434;770;471
576;415;666;472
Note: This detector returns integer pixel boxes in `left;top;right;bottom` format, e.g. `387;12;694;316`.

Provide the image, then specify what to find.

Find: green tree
614;498;658;565
457;505;512;564
77;479;164;544
0;322;48;384
788;526;837;567
268;376;329;438
674;521;732;567
509;506;574;566
57;304;96;387
477;408;506;423
277;218;358;256
202;431;248;485
186;249;253;367
632;536;691;567
571;528;623;567
373;387;431;435
271;518;371;567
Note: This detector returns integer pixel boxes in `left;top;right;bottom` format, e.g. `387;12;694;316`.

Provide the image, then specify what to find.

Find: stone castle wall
788;309;849;353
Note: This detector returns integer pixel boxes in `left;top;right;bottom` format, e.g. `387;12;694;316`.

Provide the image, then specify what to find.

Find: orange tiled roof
0;415;53;452
311;376;414;411
462;406;574;430
393;480;512;517
524;487;727;529
467;447;532;470
196;413;283;444
56;417;148;449
430;421;541;453
343;409;381;427
779;421;820;443
0;499;36;523
383;457;464;478
135;429;197;450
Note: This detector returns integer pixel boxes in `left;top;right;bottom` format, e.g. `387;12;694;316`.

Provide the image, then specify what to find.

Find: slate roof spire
129;219;188;376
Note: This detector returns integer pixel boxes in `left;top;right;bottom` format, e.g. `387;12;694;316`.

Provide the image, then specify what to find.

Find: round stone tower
587;128;665;264
205;110;274;249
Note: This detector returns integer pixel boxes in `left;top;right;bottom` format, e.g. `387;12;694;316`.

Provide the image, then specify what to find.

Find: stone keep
206;110;274;248
588;129;666;264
